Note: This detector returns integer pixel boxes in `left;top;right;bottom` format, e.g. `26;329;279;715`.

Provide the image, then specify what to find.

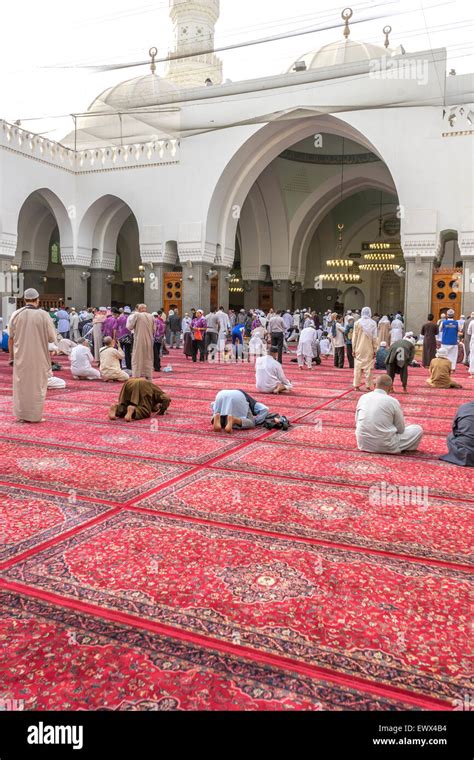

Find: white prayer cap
379;341;387;347
124;306;131;314
24;288;39;300
436;347;448;358
99;307;107;312
196;309;203;315
447;309;455;317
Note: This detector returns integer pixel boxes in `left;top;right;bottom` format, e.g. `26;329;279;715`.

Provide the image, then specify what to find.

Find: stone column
90;268;114;308
64;266;89;309
272;280;292;312
23;270;46;295
459;230;474;316
216;266;230;311
402;230;439;332
181;262;211;316
144;264;167;313
243;280;258;311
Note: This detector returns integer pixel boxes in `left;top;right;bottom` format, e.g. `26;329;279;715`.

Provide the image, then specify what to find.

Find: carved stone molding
459;231;474;258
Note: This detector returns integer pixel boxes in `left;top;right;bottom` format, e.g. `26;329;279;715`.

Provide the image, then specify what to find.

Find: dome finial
383;25;392;49
342;8;353;40
149;47;158;74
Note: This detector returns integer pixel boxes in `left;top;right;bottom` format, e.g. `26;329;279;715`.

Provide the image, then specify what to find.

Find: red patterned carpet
0;351;472;712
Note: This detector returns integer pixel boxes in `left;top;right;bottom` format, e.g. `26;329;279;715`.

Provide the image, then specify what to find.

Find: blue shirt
441;319;458;346
56;309;70;334
232;325;245;340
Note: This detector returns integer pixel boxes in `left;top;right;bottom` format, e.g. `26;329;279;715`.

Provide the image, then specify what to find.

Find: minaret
165;0;223;88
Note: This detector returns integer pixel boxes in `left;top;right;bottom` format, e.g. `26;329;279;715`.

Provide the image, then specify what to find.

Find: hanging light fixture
362;192;402;261
359;263;400;271
316;138;363;285
326;259;354;267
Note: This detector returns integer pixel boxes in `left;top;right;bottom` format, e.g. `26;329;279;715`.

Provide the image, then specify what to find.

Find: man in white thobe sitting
70;339;101;380
255;349;292;394
47;343;66;389
355;374;424;454
99;337;130;382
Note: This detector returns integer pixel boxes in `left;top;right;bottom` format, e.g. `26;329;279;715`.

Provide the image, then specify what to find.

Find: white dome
287;39;394;73
64;74;181;149
88;73;178;113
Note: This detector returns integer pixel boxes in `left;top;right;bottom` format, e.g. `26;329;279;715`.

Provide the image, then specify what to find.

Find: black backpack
263;413;290;431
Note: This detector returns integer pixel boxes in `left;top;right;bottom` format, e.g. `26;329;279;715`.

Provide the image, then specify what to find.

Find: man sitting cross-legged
99;336;130;383
70;338;101;380
109;378;171;422
355;374;424;454
255;348;292;394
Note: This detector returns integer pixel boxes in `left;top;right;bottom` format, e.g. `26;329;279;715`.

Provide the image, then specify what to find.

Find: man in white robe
69;308;81;342
127;305;155;381
255;350;292;393
99;337;130;382
47;342;67;389
297;325;318;369
8;288;58;422
70;339;101;380
355;375;424;454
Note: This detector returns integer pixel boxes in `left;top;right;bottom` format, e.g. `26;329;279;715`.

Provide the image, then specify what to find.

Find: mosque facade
0;1;473;330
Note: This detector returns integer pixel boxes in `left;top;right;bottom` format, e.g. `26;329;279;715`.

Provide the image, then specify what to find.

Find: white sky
1;0;472;139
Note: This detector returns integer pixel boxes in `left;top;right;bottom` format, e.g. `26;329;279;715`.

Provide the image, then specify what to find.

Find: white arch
78;195;138;269
15;189;74;268
294;175;398;282
206;114;400;260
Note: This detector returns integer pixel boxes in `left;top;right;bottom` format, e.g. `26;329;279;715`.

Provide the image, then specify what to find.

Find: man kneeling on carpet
211;389;269;433
109;378;171;422
70;338;101;380
99;337;130;383
355;374;424;454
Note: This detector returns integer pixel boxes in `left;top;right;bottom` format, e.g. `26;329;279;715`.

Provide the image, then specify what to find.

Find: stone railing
0;120;180;172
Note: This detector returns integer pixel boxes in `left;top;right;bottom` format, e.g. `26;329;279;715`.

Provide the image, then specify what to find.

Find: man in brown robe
126;305;155;381
420;313;439;368
108;378;171;421
426;348;462;388
8;288;57;422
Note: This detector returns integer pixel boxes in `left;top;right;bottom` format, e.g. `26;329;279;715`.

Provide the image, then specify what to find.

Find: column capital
61;246;91;267
0;233;17;259
90;250;116;270
140;244;177;266
401;233;440;262
459;230;474;259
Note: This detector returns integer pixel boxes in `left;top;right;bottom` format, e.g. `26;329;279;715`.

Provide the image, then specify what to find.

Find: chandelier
326;258;354;267
363;252;396;261
317;273;362;283
359;263;399;271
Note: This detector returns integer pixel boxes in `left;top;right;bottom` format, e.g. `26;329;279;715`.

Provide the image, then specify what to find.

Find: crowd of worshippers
3;290;473;467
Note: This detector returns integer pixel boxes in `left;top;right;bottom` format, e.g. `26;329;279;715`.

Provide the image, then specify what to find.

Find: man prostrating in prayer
108;378;171;422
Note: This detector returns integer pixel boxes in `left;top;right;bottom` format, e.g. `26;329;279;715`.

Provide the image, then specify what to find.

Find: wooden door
431;268;462;320
259;285;273;312
210;275;218;310
163;272;183;315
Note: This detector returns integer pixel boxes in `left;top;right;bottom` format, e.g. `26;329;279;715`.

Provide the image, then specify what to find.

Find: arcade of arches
11;133;466;323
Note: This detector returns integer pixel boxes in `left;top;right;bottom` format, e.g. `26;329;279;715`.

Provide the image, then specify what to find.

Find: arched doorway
206;115;401;313
343;287;364;311
15;189;73;308
78;195;142;308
